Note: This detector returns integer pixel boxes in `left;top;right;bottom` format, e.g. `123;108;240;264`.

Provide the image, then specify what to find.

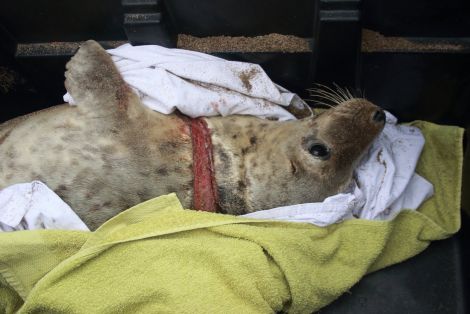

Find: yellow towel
0;121;463;313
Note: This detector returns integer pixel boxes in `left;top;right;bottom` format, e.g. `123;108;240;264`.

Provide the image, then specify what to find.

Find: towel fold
64;43;311;121
0;121;463;314
0;181;89;232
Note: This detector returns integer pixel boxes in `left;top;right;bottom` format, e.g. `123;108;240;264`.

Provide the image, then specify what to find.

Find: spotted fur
0;40;384;230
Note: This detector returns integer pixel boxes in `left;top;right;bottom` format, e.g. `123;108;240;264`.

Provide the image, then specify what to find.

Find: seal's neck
203;116;278;214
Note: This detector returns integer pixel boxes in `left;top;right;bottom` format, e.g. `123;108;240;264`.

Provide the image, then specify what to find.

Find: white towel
0;181;89;232
64;43;310;121
0;44;433;230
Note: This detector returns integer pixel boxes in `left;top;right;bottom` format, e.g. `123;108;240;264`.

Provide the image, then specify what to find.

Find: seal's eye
309;144;330;160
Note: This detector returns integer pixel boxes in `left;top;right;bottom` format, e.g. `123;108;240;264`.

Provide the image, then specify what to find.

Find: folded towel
0;121;463;313
0;181;89;232
64;43;311;121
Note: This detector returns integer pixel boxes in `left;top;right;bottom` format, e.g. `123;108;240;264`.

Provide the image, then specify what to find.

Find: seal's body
0;41;385;230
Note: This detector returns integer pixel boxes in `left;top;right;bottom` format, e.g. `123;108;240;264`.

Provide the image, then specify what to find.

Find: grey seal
0;41;385;230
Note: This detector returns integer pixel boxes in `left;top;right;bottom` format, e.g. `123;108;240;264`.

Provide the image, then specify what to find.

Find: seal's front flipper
65;40;143;118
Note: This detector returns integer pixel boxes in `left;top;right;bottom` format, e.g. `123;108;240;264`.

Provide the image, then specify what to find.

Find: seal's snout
372;109;386;124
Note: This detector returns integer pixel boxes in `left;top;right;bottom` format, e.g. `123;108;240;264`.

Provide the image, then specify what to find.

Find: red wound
190;118;219;212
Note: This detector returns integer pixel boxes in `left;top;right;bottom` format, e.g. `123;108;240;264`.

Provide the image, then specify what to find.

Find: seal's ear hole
308;143;331;160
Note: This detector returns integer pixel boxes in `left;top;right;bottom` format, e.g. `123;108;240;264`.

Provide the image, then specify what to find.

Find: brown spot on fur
156;167;169;176
61;134;75;142
0;129;12;145
116;84;131;110
5;149;15;159
253;173;263;182
83;144;99;153
88;180;105;195
54;121;74;129
159;141;179;153
55;184;68;195
290;160;298;175
102;145;117;155
139;170;150;177
249;136;257;145
101;154;109;163
232;134;238;139
309;120;318;127
266;149;273;159
182;180;194;192
165;185;177;193
217;186;247;215
217;149;231;167
237;180;246;189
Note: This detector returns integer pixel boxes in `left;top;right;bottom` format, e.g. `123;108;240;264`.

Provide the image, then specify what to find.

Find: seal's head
208;98;386;214
294;98;385;190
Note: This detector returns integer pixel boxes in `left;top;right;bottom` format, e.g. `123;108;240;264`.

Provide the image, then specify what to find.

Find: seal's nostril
372;110;385;123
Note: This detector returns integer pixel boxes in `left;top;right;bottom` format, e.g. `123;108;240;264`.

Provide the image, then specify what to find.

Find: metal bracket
122;0;176;46
311;0;362;89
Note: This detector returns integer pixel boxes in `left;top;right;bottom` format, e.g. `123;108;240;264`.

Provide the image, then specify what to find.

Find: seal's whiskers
313;84;346;102
332;83;353;102
305;93;338;108
309;88;342;103
304;98;335;108
307;83;352;108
